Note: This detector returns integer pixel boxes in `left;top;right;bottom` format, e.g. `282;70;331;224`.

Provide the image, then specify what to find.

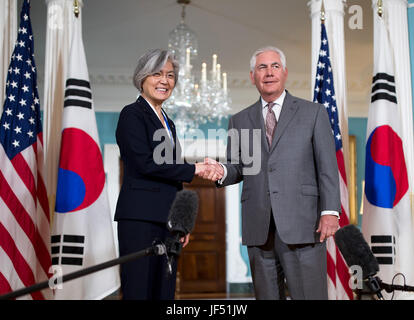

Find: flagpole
320;0;325;22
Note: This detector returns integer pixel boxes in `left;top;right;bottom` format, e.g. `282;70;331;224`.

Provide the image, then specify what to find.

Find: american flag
313;22;353;300
0;0;51;299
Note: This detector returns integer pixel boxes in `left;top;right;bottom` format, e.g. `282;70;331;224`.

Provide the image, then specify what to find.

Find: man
205;46;340;299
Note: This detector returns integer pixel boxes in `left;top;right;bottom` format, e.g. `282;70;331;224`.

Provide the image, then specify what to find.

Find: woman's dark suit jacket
114;95;195;223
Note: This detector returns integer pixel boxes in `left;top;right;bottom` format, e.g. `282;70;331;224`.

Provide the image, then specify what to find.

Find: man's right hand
194;159;224;182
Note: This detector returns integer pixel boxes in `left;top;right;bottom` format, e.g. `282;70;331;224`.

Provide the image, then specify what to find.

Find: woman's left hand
180;233;190;248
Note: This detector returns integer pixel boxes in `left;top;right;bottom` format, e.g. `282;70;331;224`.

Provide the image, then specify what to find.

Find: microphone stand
165;233;184;276
0;241;167;300
357;276;414;300
377;277;414;294
367;276;384;300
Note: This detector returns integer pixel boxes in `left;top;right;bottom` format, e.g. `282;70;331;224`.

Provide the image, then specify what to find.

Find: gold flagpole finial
74;0;80;18
377;0;383;17
320;0;326;23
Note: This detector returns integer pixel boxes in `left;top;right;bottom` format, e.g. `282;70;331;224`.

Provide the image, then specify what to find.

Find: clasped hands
194;157;224;182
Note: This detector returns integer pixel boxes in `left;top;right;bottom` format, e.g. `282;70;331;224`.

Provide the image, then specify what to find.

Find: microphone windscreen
334;224;379;279
167;189;199;235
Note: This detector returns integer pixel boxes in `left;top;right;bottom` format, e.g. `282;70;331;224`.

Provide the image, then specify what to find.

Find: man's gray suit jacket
220;91;341;246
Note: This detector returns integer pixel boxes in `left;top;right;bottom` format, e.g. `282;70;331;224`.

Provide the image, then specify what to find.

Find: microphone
335;225;414;299
334;224;379;279
334;224;383;299
165;189;199;275
167;189;199;236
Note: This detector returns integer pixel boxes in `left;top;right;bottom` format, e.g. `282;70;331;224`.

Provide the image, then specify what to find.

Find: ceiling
24;0;374;116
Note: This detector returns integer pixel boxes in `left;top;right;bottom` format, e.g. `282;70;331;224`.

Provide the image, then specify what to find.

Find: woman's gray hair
133;49;179;92
250;46;287;73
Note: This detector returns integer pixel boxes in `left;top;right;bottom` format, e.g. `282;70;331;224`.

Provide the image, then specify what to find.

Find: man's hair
250;46;287;73
132;49;179;92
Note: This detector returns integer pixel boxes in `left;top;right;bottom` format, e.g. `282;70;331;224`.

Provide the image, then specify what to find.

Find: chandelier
164;0;231;137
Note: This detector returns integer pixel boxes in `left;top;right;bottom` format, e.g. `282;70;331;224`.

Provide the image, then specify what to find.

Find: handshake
194;157;224;182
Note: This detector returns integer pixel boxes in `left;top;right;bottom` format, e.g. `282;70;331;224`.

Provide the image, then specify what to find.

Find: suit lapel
248;99;269;152
162;108;177;146
137;96;176;151
269;92;298;153
137;95;164;131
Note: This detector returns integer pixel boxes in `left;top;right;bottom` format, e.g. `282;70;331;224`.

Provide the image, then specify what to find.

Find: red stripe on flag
36;172;50;223
339;205;350;227
336;246;354;299
0;171;51;277
0;270;13;296
336;150;347;185
38;132;43;145
11;153;36;201
0;223;44;300
327;250;336;286
329;149;352;299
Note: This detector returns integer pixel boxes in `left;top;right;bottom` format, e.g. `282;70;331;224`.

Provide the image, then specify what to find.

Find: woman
115;49;214;299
